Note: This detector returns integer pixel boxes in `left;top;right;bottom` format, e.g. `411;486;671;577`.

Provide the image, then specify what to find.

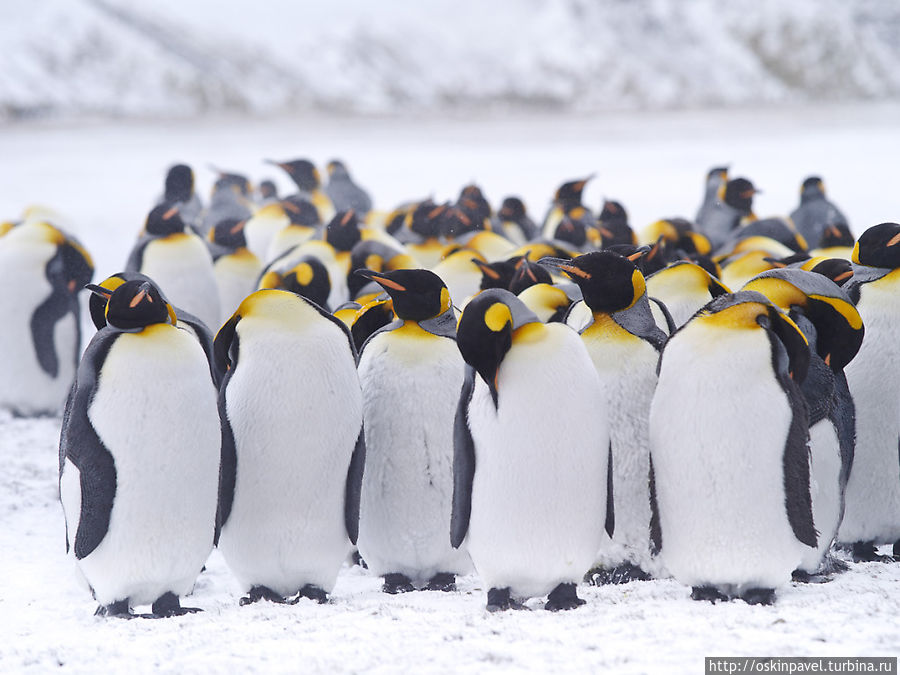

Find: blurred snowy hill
2;0;900;121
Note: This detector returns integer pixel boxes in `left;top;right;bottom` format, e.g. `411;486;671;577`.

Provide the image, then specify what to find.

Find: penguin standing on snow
59;279;221;618
649;291;816;604
452;289;609;611
742;268;863;577
126;203;221;332
0;220;93;416
543;251;667;583
215;289;365;604
355;269;472;594
838;223;900;561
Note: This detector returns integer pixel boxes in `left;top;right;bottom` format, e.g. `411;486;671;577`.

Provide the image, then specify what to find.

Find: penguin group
1;157;896;617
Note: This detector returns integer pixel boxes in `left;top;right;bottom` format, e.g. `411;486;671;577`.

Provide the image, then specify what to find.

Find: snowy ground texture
2;105;900;672
3;0;900;120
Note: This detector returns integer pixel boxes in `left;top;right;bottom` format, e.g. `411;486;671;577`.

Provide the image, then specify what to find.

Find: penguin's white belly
218;316;362;596
140;238;221;331
840;285;900;544
357;329;470;581
77;327;220;606
800;419;842;572
466;328;608;599
214;254;262;319
584;331;658;569
650;328;807;593
0;241;76;415
648;290;709;329
244;214;289;263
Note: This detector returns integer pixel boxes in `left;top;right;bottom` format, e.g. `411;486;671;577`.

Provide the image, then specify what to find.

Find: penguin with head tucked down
790;176;850;251
452;289;609;611
743;268;863;578
267;158;335;223
258;256;332;311
126;203;221;332
541;176;595;240
542;251;668;584
0;220;93;416
495;197;538;245
646;261;731;329
649;291;815;604
355;269;471;594
215;289;364;605
837;223;900;562
59;278;221;618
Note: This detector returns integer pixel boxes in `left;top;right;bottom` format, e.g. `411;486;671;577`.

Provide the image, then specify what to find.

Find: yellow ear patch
440;287;452;313
293;262;314;286
167;303;178;326
100;275;126;293
484;302;512;333
365;254;383;271
630;269;646;308
851;241;861;264
258;271;283;289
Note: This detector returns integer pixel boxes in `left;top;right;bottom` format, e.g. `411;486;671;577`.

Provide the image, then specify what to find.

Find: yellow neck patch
485;302;512;332
293;262;314;286
742;277;807;311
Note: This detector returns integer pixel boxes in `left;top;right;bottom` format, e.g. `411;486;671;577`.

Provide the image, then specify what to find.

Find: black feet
586;562;651;586
691;586;728;603
95;599;133;619
486;587;527;612
741;588;776;606
545;583;586;611
297;584;328;604
425;572;456;592
851;541;894;563
382;573;415;594
149;592;202;618
240;585;288;606
791;569;831;584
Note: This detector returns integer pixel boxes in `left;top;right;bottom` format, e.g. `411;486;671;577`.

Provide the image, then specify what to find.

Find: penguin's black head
800;176;825;201
441;206;480;239
87;272;158;330
348;240;416;298
541;251;645;314
852;222;900;269
354;268;450;321
722;178;758;214
269;158;320;192
686;252;723;279
508;257;552;295
280;258;332;310
808;258;853;286
472;257;520;291
552;215;589;249
817;222;854;249
457;185;492;223
326;159;349;179
164;164;194;203
51;237;94;298
598;200;628;226
498;197;526;222
325;210;361;251
409;200;445;240
258;179;278;201
88;279;174;333
554;176;592;208
280;196;321;226
211;218;248;249
145;202;187;236
457;289;539;408
350;297;395;352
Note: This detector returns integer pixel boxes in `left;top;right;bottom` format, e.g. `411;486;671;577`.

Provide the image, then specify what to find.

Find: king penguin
452;289;609;611
354;268;471;593
59;279;221;617
543;251;667;583
214;289;365;604
742;268;863;577
0;220;93;416
837;222;900;561
125;202;221;332
694;165;728;229
649;291;816;604
789;176;850;251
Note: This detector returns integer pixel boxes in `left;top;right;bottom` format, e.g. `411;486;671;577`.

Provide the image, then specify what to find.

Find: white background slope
1;105;900;671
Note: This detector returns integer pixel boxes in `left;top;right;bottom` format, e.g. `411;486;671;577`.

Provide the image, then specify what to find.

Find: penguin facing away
214;289;365;604
649;291;815;604
59;279;221;618
354;268;471;593
0;220;93;416
453;289;609;611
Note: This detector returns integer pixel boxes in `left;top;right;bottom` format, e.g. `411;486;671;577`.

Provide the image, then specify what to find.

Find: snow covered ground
2;105;900;672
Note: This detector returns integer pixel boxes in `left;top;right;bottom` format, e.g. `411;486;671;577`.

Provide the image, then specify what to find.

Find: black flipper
648;454;662;556
648;296;676;337
173;307;219;387
213;321;240;545
344;424;366;545
59;330;120;560
30;282;70;378
604;441;615;539
450;367;477;549
123;236;151;274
